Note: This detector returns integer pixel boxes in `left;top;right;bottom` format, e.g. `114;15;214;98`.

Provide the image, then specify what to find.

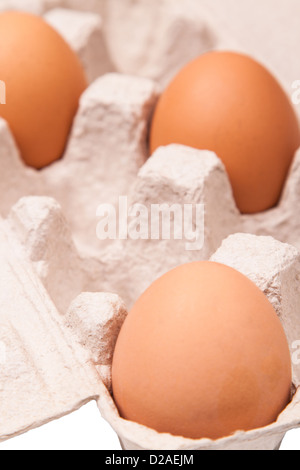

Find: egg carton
1;2;300;261
1;201;300;450
1;0;300;450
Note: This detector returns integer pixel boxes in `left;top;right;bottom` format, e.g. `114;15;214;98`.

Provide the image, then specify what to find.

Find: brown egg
150;51;300;214
112;261;292;441
0;11;87;168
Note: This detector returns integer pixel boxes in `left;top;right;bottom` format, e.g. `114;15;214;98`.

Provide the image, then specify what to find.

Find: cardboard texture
0;0;300;450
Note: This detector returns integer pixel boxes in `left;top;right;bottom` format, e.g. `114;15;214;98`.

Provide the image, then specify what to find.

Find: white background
0;400;298;451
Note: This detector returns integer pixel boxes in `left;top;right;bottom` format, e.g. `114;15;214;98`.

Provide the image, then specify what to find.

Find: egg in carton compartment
0;0;300;450
0;199;300;450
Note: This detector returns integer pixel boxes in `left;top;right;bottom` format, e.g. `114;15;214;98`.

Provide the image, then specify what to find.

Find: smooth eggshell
0;11;87;168
150;51;300;214
112;261;292;441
